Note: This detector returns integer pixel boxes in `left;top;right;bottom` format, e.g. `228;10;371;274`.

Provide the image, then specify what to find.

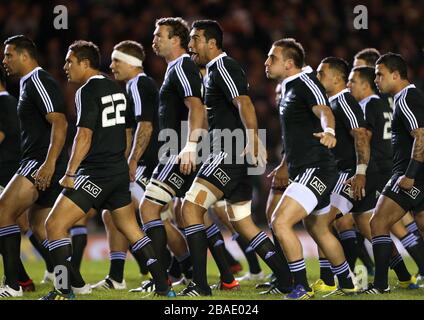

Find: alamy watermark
53;5;68;30
353;5;368;30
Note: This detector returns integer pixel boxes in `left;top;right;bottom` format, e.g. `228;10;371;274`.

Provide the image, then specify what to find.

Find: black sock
27;230;54;272
400;232;424;275
108;251;126;283
331;261;354;289
130;236;169;292
176;252;193;279
17;258;31;283
168;255;182;279
234;233;261;274
206;224;234;284
355;232;375;271
406;221;422;239
249;231;292;289
222;243;239;267
144;219;168;269
288;259;310;290
339;230;358;271
372;235;393;289
49;238;82;294
129;235;149;275
0;225;22;290
319;258;335;286
390;253;411;282
271;227;287;265
70;226;87;271
185;224;210;291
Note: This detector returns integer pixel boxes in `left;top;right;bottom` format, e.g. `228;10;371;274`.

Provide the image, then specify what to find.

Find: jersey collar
328;88;350;103
20;66;42;89
0;91;10;96
165;53;190;79
206;52;227;70
358;94;379;109
280;68;309;97
393;84;415;102
126;72;146;90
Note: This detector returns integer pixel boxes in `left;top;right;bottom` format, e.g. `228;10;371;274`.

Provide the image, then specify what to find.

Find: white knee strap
144;179;174;206
185;182;218;210
226;200;252;222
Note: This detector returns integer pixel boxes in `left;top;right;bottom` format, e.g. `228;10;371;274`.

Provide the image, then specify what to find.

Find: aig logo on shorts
82;180;102;198
342;184;351;198
213;168;231;186
168;173;184;189
309;176;326;195
403;186;420;200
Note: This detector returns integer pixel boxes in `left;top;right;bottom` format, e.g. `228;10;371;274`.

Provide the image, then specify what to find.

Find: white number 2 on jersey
101;93;126;127
383;112;392;140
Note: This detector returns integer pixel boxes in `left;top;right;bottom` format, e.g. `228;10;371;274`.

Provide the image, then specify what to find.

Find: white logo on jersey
168;173;184;189
309;176;327;195
403;186;420;200
342;184;352;198
213;168;231;186
82;180;102;198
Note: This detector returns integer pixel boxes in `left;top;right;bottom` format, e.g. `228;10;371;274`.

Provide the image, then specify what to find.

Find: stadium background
0;0;423;260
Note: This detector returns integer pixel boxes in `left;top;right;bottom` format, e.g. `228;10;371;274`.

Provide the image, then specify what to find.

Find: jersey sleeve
364;99;377;132
133;78;158;123
124;91;136;129
338;94;366;131
75;85;99;130
398;90;424;133
300;74;329;108
214;58;248;102
32;71;65;116
174;59;202;99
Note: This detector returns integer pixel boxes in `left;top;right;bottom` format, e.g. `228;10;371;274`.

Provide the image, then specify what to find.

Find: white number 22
101;93;126;127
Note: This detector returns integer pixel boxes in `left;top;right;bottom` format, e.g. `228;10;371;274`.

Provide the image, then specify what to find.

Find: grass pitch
1;257;424;300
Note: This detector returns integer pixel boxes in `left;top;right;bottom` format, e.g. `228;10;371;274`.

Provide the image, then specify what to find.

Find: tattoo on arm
129;121;153;162
351;127;370;165
411;128;424;162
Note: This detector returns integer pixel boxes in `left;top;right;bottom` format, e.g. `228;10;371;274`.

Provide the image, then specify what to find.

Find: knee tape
185;182;218;210
144;180;174;206
226;200;252;222
160;203;175;221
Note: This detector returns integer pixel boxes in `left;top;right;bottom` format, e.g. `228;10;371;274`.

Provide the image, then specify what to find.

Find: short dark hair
68;40;100;70
156;17;190;50
321;56;349;83
354;48;380;66
114;40;145;62
191;20;223;49
376;52;408;79
3;35;37;60
351;66;378;92
272;38;305;68
0;65;7;86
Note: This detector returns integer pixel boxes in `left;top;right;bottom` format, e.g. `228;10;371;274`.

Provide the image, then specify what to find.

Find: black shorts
331;169;381;214
63;172;131;213
382;174;424;214
285;166;338;214
197;152;252;203
0;162;19;187
150;154;197;198
16;159;64;207
134;164;154;190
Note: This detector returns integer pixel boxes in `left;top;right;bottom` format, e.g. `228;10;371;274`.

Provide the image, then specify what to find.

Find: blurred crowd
0;0;422;224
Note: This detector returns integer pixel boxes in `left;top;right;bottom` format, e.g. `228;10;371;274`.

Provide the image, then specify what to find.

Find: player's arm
233;95;267;167
398;128;424;190
349;127;371;200
179;96;205;175
35;112;68;191
128;121;153;181
125;128;133;160
0;131;5;144
267;152;288;188
312;104;337;148
60;127;93;189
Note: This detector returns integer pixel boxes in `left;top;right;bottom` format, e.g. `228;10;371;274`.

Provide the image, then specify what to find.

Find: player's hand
344;174;366;200
267;163;289;189
241;134;267;168
178;141;197;175
313;132;337;149
128;158;137;182
59;175;75;189
35;160;55;191
397;175;414;191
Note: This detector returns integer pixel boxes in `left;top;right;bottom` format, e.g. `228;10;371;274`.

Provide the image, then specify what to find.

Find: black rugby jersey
18;67;67;162
126;73;160;167
359;94;393;172
204;53;248;160
158;54;203;153
279;70;335;172
0;91;20;165
329;89;371;171
75;75;128;176
391;84;424;181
